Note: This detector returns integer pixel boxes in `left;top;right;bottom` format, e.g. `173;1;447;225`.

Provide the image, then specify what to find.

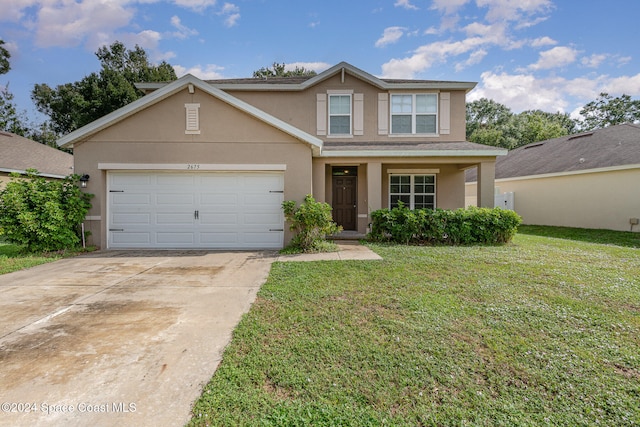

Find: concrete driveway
0;250;275;427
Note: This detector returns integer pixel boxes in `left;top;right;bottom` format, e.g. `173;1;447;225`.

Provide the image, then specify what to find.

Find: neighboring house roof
0;131;74;178
57;74;324;155
466;123;640;181
136;62;478;93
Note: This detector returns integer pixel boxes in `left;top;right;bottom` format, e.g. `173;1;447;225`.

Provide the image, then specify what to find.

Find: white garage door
107;171;284;249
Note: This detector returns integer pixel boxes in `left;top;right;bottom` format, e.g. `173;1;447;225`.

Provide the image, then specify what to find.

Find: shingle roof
0;131;73;178
466;123;640;181
322;140;506;157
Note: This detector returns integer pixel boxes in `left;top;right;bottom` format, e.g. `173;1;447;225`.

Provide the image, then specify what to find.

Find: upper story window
329;94;351;135
391;94;437;134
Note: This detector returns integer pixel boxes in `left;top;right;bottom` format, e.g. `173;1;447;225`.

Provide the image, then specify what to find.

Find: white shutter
353;93;364;135
378;93;388;135
316;94;327;135
185;103;200;135
439;93;450;135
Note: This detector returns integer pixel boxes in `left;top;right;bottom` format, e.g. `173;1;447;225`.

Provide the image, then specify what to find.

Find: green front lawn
190;227;640;426
0;238;90;275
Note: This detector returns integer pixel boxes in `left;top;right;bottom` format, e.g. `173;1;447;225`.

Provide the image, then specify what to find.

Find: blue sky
2;0;639;125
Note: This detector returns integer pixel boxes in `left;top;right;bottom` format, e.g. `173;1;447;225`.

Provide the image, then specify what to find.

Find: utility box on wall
495;192;515;210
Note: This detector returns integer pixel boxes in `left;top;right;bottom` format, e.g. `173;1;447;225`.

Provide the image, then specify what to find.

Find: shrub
0;170;93;252
282;195;342;252
369;205;521;245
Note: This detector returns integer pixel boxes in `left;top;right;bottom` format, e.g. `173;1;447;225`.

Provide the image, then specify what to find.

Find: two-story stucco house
58;62;506;249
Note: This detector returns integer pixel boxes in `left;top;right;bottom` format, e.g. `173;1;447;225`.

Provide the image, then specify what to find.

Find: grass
0;237;93;275
189;226;640;426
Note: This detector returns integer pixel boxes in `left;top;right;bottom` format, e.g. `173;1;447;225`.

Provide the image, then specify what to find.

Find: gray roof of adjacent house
466;123;640;181
1;131;74;178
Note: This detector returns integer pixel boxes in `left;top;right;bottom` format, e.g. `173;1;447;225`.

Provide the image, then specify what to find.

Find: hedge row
369;205;522;245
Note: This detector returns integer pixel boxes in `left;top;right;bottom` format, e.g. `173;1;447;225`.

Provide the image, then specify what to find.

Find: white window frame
390;94;438;135
389;174;436;210
328;94;352;136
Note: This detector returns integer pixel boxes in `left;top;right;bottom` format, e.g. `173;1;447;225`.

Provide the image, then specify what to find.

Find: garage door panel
157;193;195;205
108;171;284;249
112;213;151;225
112;193;151;205
156;213;195;225
244;213;281;224
111;232;151;245
199;233;239;244
200;193;238;205
156;232;195;244
199;213;238;225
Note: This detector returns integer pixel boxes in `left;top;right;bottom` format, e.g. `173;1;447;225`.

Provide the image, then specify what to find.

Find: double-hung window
329;94;351;135
389;174;436;209
391;94;437;134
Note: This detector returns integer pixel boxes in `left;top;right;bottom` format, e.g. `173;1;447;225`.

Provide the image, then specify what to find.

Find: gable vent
185;103;201;135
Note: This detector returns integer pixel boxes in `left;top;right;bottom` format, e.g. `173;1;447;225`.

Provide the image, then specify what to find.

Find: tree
579;92;640;131
0;39;10;75
32;41;177;135
0;85;29;135
466;98;576;149
253;62;317;79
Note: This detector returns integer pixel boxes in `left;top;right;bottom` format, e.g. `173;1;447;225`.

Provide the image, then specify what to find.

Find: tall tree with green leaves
466;98;577;149
32;41;177;135
579;92;640;131
0;39;30;135
253;62;317;79
0;40;10;75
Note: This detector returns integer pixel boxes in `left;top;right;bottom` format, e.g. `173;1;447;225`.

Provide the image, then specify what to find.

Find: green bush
282;194;342;252
369;205;521;245
0;170;93;252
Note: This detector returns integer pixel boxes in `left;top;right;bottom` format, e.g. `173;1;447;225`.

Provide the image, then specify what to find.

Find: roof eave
319;149;507;158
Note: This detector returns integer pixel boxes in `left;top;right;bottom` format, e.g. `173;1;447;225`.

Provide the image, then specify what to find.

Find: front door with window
332;171;357;231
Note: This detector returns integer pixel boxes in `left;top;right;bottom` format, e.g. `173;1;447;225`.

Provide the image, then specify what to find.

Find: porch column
367;162;382;214
477;161;496;208
312;159;326;203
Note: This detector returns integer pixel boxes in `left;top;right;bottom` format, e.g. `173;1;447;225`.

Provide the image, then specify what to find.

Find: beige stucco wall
226;73;468;142
74;87;314;248
466;167;640;232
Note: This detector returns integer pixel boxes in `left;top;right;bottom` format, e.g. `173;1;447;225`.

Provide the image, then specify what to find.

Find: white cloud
469;70;640;117
32;0;135;48
174;63;225;79
469;71;570;113
173;0;217;12
476;0;552;23
394;0;418;10
218;2;240;27
529;46;578;70
285;62;331;73
581;53;607;68
530;36;556;47
430;0;469;15
455;49;487;72
0;0;39;22
602;73;640;95
375;27;406;48
170;15;198;39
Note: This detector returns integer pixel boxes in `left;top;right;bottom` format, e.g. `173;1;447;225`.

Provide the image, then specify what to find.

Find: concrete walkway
0;242;380;427
276;241;382;262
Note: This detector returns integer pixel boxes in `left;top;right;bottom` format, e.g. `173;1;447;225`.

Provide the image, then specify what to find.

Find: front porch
312;157;499;235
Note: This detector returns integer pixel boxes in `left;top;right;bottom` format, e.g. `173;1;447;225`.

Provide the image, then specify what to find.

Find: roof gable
57;74;323;155
136;62;477;93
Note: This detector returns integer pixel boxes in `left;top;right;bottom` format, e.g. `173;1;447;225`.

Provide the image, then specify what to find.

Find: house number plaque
187;164;200;170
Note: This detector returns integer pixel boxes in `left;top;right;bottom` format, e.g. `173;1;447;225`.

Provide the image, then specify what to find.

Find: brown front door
332;176;357;230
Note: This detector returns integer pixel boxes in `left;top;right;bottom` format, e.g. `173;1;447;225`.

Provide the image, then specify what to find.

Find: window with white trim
389;174;436;209
391;94;437;134
329;94;351;135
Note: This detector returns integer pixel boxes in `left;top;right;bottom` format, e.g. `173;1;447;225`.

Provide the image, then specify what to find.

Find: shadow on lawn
517;225;640;248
